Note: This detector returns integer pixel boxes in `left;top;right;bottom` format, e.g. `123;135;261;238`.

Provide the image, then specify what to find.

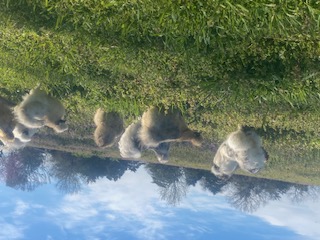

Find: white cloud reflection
253;194;320;240
45;166;320;240
47;167;170;240
2;164;320;240
0;221;24;240
13;200;30;216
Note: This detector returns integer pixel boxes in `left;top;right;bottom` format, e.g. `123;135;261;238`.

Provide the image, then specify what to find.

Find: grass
0;0;320;184
29;131;320;186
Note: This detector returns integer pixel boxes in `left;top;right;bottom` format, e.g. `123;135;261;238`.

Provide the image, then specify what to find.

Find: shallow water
0;148;319;240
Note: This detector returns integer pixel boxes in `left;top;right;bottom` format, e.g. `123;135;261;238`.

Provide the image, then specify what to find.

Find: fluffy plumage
93;108;124;148
212;125;268;178
0;97;36;149
0;100;15;141
118;121;142;159
14;87;68;133
139;107;202;148
118;120;171;163
12;123;37;143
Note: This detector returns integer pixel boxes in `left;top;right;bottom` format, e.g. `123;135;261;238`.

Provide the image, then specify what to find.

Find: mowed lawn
0;0;319;184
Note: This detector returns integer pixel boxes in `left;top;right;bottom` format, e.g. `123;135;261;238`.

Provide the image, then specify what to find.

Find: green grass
0;0;320;184
29;131;320;185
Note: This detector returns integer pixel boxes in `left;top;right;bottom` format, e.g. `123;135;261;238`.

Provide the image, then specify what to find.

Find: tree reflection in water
224;176;320;213
0;148;49;191
48;150;142;193
0;147;319;213
146;164;187;206
225;176;291;212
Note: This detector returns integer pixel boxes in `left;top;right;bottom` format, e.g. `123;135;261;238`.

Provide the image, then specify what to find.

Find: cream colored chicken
139;107;202;148
93;108;124;148
212;125;268;178
14;87;68;133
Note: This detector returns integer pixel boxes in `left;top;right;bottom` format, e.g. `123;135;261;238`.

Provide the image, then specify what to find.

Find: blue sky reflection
0;165;319;240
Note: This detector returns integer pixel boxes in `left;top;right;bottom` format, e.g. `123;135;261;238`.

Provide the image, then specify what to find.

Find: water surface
0;148;319;240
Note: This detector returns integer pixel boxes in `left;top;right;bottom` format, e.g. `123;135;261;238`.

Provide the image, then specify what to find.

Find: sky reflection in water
0;148;319;240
